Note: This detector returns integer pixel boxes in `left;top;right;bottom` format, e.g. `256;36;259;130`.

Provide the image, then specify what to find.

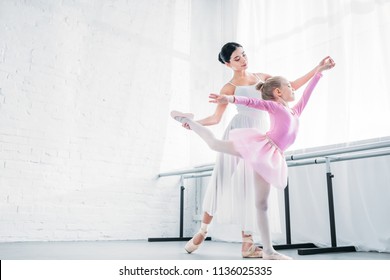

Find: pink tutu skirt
229;128;287;189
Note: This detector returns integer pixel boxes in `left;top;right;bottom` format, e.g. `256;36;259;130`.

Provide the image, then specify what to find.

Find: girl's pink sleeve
234;96;275;112
293;72;323;116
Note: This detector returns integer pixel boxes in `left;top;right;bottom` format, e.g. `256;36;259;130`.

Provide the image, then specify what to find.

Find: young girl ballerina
171;57;335;260
182;42;328;258
183;42;331;259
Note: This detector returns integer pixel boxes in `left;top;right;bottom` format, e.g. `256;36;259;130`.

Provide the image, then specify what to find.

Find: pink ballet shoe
170;110;194;122
184;228;207;254
242;236;263;258
263;251;293;260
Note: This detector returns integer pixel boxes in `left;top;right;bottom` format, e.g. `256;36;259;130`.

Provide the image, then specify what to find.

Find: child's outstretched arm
293;72;323;116
209;94;274;111
290;56;331;90
209;93;231;104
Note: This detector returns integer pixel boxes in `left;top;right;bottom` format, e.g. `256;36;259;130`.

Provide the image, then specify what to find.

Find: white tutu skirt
229;128;288;189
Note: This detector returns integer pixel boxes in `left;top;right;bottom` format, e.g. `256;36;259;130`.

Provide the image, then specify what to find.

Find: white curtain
228;0;390;252
235;0;390;150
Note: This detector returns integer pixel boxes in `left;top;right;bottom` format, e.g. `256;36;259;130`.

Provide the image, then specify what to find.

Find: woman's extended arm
196;83;235;125
182;83;234;129
290;56;331;90
195;103;228;126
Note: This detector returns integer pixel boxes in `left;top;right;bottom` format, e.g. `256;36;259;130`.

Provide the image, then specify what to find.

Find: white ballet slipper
170;110;194;123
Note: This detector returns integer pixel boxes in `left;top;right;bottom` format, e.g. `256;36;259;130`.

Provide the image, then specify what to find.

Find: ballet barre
285;139;390;162
157;165;213;177
148;168;213;242
287;149;390;167
285;139;390;255
151;163;317;250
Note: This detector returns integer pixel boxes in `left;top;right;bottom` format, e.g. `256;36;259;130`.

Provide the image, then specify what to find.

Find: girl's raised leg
171;111;240;157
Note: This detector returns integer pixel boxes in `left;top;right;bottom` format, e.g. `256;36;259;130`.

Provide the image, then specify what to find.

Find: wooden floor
1;240;389;260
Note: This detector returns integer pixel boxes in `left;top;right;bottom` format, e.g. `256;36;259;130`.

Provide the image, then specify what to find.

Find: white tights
182;117;276;254
183;118;241;157
253;172;275;255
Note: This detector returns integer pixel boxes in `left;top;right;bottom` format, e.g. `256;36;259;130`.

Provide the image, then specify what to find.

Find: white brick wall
0;0;227;242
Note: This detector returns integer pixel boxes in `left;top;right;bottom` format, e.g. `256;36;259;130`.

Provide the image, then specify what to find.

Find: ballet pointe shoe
184;228;207;254
170;110;194;122
241;236;263;258
263;251;293;260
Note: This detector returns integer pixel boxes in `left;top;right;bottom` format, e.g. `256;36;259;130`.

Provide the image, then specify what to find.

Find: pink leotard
234;72;322;152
